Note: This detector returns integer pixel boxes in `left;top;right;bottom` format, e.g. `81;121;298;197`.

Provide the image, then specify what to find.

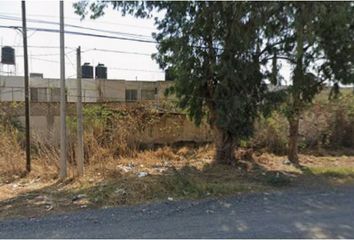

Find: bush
326;94;354;148
252;90;354;154
252;112;288;154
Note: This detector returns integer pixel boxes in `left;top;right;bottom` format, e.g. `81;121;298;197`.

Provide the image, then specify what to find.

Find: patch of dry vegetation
1;143;354;220
0;127;25;180
1;97;354;220
253;91;354;153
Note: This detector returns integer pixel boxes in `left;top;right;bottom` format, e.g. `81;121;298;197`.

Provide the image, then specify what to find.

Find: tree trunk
214;126;237;165
288;116;300;165
287;4;304;167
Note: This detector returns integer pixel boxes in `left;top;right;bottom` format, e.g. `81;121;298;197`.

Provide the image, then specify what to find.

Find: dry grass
0;144;268;219
0;129;25;179
1;143;354;220
0;130;61;184
1;102;354;220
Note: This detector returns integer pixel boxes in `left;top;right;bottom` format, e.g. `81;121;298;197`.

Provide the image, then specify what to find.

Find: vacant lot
1;145;353;220
1;93;354;220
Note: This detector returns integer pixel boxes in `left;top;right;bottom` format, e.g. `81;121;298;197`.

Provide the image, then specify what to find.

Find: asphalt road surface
1;186;354;238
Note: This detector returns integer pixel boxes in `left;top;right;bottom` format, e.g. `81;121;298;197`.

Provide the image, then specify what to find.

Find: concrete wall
0;76;203;145
96;79;125;101
140;113;212;144
1;102;212;146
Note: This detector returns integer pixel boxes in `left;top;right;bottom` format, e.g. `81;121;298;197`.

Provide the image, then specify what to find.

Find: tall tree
275;2;354;165
74;1;284;165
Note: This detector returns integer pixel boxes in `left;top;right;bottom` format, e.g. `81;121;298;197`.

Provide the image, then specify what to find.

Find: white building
0;75;173;103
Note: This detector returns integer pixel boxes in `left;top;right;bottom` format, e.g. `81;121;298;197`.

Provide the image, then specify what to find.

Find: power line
16;49;76;57
0;12;156;30
30;57;62;64
13;45;75;49
0;15;153;40
0;25;156;44
4;44;161;74
13;45;152;57
85;48;152;56
2;25;222;51
27;56;163;73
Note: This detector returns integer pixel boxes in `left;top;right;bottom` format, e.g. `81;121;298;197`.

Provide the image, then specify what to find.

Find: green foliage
326;94;354;148
264;2;354;162
73;1;354;162
74;1;284;150
260;89;288;118
0;103;25;148
317;3;354;85
0;103;24;133
253;90;354;153
268;2;354;118
253;111;288;154
309;166;354;179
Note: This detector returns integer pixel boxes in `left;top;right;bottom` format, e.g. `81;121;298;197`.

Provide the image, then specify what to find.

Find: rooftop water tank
1;46;15;65
95;63;107;79
81;62;93;78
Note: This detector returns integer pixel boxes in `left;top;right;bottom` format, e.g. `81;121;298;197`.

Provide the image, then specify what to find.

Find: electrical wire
0;15;154;40
0;12;156;30
16;49;76;57
13;45;75;49
0;25;156;44
84;48;152;56
22;56;163;73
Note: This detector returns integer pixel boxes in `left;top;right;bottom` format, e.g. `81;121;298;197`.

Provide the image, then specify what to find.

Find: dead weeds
1;145;354;220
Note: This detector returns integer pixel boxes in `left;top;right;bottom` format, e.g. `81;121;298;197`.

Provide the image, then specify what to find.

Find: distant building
0;75;174;103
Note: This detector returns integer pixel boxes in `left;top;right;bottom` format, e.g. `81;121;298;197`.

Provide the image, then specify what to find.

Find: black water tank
165;68;174;81
1;46;15;65
81;62;93;78
95;63;107;79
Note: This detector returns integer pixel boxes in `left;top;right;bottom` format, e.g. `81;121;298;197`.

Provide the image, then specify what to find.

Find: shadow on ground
0;153;353;221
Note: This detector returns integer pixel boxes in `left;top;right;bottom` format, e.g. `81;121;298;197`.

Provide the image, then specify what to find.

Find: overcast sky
0;0;164;80
0;0;293;84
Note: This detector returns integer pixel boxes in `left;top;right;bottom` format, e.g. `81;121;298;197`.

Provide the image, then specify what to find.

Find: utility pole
76;46;84;176
21;0;31;173
59;0;67;180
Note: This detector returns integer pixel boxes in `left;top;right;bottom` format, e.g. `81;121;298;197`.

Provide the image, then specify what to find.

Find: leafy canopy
74;1;285;142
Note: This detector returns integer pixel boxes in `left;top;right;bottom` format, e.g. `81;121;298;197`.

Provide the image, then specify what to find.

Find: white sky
0;0;164;80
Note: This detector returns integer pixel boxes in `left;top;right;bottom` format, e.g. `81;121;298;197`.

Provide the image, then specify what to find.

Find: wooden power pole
59;0;67;180
21;0;31;173
76;46;84;176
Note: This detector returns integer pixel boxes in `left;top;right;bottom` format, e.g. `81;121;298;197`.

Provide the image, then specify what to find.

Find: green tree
274;2;354;165
74;1;284;165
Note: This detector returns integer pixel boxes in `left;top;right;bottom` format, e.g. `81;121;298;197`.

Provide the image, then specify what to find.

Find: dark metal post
21;0;31;172
59;0;67;180
76;46;84;176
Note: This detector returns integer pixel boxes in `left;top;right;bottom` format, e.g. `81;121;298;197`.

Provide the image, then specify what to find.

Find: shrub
252;112;288;154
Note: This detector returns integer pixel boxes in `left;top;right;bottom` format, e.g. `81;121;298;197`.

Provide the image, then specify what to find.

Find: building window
49;88;61;102
30;87;47;102
141;89;155;100
125;89;137;102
